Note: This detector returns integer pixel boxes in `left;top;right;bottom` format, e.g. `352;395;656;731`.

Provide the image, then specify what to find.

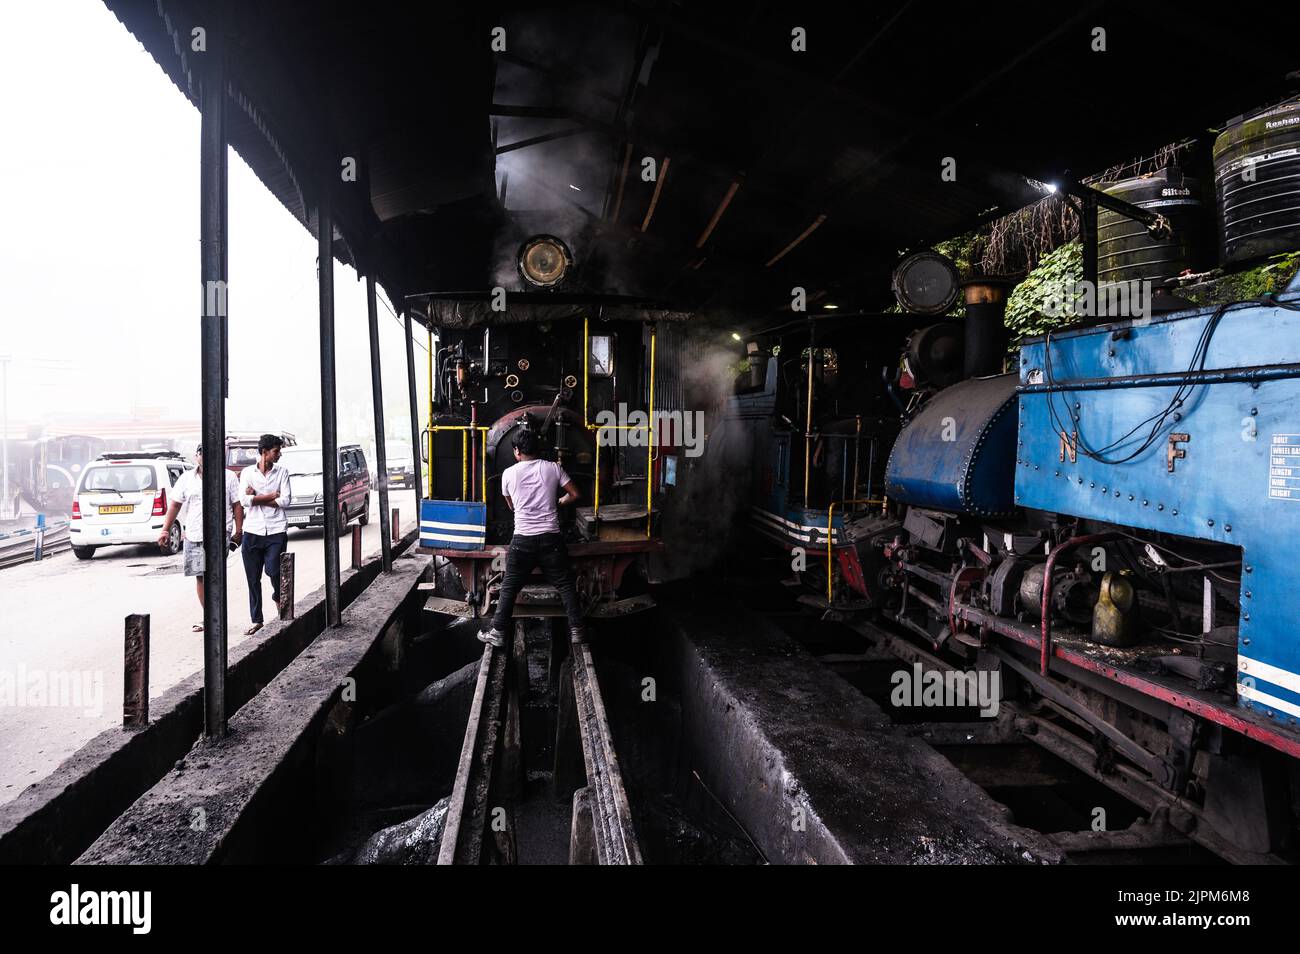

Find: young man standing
479;430;585;647
238;434;292;636
158;446;244;632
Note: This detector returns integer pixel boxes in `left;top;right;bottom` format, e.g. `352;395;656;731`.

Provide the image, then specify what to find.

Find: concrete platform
76;555;430;864
659;596;1062;864
0;531;424;865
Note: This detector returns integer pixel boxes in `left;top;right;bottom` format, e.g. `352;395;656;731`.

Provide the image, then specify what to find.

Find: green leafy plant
1180;251;1300;306
1004;240;1082;343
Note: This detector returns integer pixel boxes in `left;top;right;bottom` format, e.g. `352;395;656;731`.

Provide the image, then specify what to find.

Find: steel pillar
366;276;393;571
317;188;341;626
199;30;229;738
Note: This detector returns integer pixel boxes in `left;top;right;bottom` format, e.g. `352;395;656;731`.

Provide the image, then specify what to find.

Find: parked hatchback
278;444;372;533
69;453;194;559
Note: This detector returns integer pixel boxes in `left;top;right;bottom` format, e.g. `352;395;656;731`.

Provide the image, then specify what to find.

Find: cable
1043;294;1300;465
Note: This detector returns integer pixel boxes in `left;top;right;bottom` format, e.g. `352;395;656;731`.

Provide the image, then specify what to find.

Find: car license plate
99;504;134;514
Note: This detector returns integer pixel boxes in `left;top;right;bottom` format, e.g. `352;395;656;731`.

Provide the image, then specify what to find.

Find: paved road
0;491;419;806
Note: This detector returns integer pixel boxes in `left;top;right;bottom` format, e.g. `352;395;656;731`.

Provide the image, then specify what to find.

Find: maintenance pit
40;556;1079;866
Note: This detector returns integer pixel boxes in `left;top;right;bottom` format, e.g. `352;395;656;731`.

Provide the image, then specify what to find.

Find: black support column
1080;190;1099;292
404;311;424;523
318;188;341;626
366;276;392;572
199;28;229;738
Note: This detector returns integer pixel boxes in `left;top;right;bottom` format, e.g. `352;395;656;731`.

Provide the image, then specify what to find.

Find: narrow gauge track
438;617;643;865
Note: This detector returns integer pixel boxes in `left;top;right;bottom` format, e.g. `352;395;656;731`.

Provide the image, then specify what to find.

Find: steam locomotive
718;119;1300;859
413;240;691;621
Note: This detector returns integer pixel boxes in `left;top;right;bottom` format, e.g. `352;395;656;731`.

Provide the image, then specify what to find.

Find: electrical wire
1043;294;1300;465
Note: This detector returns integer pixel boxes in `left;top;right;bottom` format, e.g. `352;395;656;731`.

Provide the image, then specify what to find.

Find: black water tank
1097;167;1209;286
1214;96;1300;266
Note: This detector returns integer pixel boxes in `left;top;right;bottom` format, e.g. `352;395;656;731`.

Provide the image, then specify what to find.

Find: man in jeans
479;430;585;647
238;434;292;635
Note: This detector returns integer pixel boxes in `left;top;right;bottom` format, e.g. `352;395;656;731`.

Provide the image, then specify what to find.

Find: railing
584;316;655;537
424;425;489;503
0;517;70;570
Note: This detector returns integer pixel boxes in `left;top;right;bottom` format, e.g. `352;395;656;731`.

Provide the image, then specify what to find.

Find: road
0;491;419;806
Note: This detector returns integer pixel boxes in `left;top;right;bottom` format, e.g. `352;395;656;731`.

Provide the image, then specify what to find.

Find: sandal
244;623;263;636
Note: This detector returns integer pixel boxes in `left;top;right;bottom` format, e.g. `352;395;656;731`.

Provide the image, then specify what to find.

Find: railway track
0;522;70;570
725;562;1271;865
437;617;643;865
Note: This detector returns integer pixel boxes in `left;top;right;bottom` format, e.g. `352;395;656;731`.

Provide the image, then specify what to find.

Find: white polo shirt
173;469;240;543
238;462;292;536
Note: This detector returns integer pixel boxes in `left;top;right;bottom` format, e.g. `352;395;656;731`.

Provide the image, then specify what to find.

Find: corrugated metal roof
101;0;1300;319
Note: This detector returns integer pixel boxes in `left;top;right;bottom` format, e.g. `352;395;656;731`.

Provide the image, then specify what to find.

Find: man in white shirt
479;430;584;647
158;446;243;632
238;434;293;635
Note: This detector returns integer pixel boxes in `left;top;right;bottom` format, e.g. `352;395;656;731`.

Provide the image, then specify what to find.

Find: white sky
0;0;429;448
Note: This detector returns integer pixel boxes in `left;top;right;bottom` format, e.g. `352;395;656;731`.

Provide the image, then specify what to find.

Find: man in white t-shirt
479;430;584;647
238;434;293;636
158;445;243;632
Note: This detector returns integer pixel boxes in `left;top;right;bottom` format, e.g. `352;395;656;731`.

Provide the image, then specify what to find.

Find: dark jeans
241;531;287;624
490;532;584;633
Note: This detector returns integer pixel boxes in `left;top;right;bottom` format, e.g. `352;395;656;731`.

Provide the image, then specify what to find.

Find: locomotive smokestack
961;278;1013;378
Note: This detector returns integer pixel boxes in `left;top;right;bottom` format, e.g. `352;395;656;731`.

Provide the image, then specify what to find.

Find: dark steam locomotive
719;113;1300;860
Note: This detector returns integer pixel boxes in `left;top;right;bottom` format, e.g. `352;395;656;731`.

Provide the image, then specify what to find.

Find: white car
69;453;194;560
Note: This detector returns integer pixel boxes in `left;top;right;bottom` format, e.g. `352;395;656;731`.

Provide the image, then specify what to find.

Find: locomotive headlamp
518;235;572;287
891;251;959;315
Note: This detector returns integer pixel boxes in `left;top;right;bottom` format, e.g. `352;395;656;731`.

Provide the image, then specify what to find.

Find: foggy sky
0;0;430;449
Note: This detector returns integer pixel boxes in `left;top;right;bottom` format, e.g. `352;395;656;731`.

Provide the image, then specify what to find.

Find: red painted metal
952;602;1300;760
837;548;867;596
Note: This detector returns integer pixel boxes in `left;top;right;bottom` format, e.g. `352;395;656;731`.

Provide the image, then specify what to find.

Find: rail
0;519;71;570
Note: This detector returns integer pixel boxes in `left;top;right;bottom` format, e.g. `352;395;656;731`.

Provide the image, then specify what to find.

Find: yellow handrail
825;498;885;602
647;328;655;538
582;316;657;537
429;425;490;504
803;347;814;507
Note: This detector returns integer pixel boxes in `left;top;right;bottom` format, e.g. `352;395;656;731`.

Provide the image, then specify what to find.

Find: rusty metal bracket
123;614;150;728
1167;432;1190;472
